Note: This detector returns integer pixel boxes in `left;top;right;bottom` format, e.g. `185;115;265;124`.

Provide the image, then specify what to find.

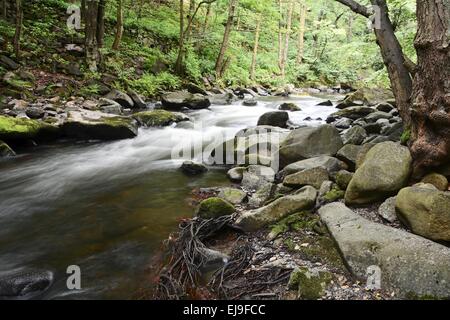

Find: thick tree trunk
296;3;306;64
85;0;99;72
409;0;450;174
112;0;124;50
13;0;22;58
96;0;106;48
215;0;238;78
250;15;261;81
80;0;86;24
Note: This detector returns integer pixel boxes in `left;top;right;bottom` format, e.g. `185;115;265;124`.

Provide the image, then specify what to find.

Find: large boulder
396;184;450;242
61;110;138;140
257;111;289;128
345;142;412;205
196;197;235;219
336;144;362;170
283;167;329;189
330;106;375;120
319;203;450;299
0;115;60;144
162;91;211;110
338;88;394;107
105;89;134;109
277;125;343;168
133;110;188;127
279;102;301;111
234;186;317;231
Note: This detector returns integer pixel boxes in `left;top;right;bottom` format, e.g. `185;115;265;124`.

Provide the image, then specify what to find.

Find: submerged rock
180;161;208;175
279;102;301;111
345;142;412;205
0;270;54;298
235;186;317;231
319;203;450;299
278;125;343;167
243;99;258;106
396;184;450;242
196;197;235;219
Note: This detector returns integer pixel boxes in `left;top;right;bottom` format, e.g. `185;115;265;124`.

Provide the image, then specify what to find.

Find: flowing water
0;94;339;299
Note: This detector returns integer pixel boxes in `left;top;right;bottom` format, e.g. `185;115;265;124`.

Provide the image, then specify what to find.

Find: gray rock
319;203;450;299
335;170;353;190
336;144;362;170
218;187;247;204
345;142;412;205
105;89;134;109
25;107;45;119
364;111;393;123
235;186;317;231
127;90;147;109
243;99;258;106
279;102;301;111
257;111;289;128
378;196;397;223
0;270;54;298
278;125;343;167
281;156;346;177
342;125;367;145
180;160;208;175
227;167;246;182
248;183;274;207
161;91;211;110
330;106;375;120
334;118;353;129
283;167;329;189
241;165;275;192
376;103;395;113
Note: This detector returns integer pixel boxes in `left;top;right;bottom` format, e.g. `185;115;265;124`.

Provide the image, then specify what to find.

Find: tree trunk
280;1;294;78
80;0;86;24
85;0;99;72
202;3;213;34
186;0;196;39
175;0;185;74
296;3;306;64
13;0;22;58
277;0;283;71
409;0;450;174
2;0;7;20
96;0;106;48
215;0;238;78
112;0;124;50
249;15;261;81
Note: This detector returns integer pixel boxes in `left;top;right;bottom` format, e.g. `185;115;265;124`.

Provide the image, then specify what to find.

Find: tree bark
13;0;22;58
277;0;283;71
250;15;261;81
215;0;238;78
296;2;306;64
80;0;86;24
96;0;106;48
85;0;99;72
112;0;124;50
409;0;450;174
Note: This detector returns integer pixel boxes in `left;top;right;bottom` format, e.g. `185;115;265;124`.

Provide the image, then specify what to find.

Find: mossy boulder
0;140;15;157
323;185;345;202
0;115;59;144
61;110;137;140
421;173;448;191
396;185;450;241
218;187;247;205
133;110;188;127
335;170;353;190
345;142;412;205
288;267;333;300
268;211;317;239
196;197;235;219
341;125;367;145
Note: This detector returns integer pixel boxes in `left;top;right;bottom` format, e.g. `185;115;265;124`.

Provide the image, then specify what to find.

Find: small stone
180;160;208;175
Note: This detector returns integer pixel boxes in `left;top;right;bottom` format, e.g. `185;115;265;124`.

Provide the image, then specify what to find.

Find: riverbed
0;94;338;299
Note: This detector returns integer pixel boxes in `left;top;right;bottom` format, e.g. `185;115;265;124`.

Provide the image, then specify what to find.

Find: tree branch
333;0;371;18
403;55;417;76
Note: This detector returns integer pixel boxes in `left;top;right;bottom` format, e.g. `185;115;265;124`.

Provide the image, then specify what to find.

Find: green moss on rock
269;211;317;239
323;185;345;202
0;115;59;143
196;197;235;219
133;110;187;127
288;267;333;300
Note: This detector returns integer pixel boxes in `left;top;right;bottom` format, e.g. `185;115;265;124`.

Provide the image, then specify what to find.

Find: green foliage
127;72;181;97
401;128;411;145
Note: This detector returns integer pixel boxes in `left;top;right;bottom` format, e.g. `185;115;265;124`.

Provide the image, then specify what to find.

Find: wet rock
196;197;235;219
133;110;188;127
283;167;329;189
61;110;137;140
319;202;450;299
257;111;289;128
218;187;247;204
0;115;59;144
316;100;333;107
378;196;397;223
0;270;54;298
25;107;45;119
279;102;301;111
396;185;450;242
345;142;412;205
243;99;258;106
363;122;382;135
235;186;317;231
105;89;134;109
208;93;237;105
127;90;147;109
161;91;211;110
278;125;343;167
0;140;15;157
227;167;246;182
420;173;448;191
180;160;208;175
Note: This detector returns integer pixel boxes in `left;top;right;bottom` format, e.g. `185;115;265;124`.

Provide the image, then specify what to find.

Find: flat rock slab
319;203;450;299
